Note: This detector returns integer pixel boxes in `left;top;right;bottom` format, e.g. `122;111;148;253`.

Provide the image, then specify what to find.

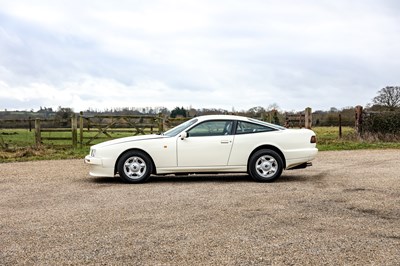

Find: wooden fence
1;108;314;148
79;114;163;145
33;117;78;148
30;113;192;148
284;107;312;129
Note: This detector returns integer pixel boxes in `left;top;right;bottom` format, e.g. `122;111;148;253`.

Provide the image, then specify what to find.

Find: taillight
310;136;317;143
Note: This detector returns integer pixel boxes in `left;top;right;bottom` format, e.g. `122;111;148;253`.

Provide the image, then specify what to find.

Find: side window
236;121;275;134
188;120;234;137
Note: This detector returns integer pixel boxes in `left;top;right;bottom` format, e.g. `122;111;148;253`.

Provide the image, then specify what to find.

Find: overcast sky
1;0;400;112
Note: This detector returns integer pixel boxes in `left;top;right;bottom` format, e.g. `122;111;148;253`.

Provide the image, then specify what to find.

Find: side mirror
180;132;188;140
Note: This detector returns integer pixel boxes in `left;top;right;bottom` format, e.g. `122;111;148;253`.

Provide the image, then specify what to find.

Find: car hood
92;134;168;148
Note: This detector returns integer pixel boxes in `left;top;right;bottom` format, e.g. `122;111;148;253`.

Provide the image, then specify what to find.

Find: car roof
195;114;251;122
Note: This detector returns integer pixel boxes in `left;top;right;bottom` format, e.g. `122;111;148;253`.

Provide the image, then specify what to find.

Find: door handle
221;140;230;144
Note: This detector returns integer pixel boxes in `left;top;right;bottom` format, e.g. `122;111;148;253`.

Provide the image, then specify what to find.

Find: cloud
1;0;400;112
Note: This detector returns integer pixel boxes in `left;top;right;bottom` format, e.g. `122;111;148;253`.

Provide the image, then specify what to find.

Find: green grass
1;127;400;162
0;129;135;162
313;127;400;151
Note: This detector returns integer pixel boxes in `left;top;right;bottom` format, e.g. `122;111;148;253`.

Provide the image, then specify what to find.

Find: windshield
163;118;198;137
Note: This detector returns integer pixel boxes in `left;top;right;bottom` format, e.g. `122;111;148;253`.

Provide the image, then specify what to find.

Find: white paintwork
84;115;318;177
177;135;234;167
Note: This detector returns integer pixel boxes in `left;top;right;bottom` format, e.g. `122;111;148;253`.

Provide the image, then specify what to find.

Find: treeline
0;105;366;127
2;85;399;127
82;106;365;127
313;107;355;127
363;112;400;138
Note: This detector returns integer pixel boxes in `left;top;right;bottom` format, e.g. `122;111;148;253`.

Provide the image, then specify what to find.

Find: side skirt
155;165;247;175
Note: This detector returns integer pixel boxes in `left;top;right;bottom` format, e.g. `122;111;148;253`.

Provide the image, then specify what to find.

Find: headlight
90;149;96;157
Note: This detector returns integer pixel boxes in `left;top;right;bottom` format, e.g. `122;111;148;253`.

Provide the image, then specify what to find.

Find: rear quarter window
236;121;276;134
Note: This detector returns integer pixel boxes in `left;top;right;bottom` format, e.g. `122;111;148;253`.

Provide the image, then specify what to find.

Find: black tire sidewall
249;149;283;182
117;151;152;183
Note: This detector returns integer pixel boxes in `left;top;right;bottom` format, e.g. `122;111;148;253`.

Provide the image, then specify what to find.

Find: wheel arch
114;148;157;175
247;145;286;171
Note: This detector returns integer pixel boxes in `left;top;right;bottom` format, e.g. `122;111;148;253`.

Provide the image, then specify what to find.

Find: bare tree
247;106;266;116
373;86;400;110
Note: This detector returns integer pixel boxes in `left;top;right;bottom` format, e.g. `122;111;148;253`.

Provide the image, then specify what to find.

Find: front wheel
117;151;152;183
249;149;283;182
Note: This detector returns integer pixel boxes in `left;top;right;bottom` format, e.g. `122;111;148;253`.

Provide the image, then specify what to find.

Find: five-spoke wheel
117;151;152;183
249;149;283;182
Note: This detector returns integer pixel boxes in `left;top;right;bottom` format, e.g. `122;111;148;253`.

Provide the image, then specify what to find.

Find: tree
55;106;74;120
267;103;280;111
170;107;187;118
272;110;280;125
247;106;265;116
330;107;338;113
372;86;400;110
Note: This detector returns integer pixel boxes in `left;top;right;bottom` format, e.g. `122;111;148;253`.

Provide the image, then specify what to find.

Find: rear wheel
249;149;283;182
117;151;152;183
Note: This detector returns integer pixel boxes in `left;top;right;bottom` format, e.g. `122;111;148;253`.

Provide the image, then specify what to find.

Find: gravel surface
0;150;399;265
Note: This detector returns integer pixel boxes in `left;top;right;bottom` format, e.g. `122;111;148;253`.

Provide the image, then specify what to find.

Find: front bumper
84;155;114;177
84;155;102;165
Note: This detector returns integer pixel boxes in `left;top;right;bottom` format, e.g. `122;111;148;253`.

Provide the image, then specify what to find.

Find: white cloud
1;0;400;111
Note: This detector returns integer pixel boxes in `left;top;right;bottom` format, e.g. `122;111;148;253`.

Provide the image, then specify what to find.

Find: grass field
313;126;400;151
1;127;399;162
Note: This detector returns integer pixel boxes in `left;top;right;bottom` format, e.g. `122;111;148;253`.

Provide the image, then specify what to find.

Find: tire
117;151;153;183
248;149;283;182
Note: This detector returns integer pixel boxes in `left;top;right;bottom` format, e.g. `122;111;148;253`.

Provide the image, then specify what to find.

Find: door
177;120;234;167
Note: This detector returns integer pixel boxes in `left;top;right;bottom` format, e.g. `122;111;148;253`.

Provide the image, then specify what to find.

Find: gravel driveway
0;150;399;265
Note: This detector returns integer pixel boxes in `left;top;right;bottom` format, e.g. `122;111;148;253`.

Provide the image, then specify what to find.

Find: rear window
248;118;286;130
236;121;276;134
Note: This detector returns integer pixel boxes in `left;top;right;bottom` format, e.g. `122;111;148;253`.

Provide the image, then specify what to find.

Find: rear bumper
287;162;312;170
285;148;318;169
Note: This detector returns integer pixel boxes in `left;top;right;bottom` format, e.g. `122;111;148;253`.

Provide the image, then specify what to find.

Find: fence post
355;105;363;136
71;114;77;148
28;117;32;132
35;119;41;147
158;113;164;133
0;134;5;149
79;112;84;148
339;113;342;138
305;107;312;129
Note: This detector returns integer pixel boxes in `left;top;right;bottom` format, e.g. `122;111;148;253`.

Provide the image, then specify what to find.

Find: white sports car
85;115;318;183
